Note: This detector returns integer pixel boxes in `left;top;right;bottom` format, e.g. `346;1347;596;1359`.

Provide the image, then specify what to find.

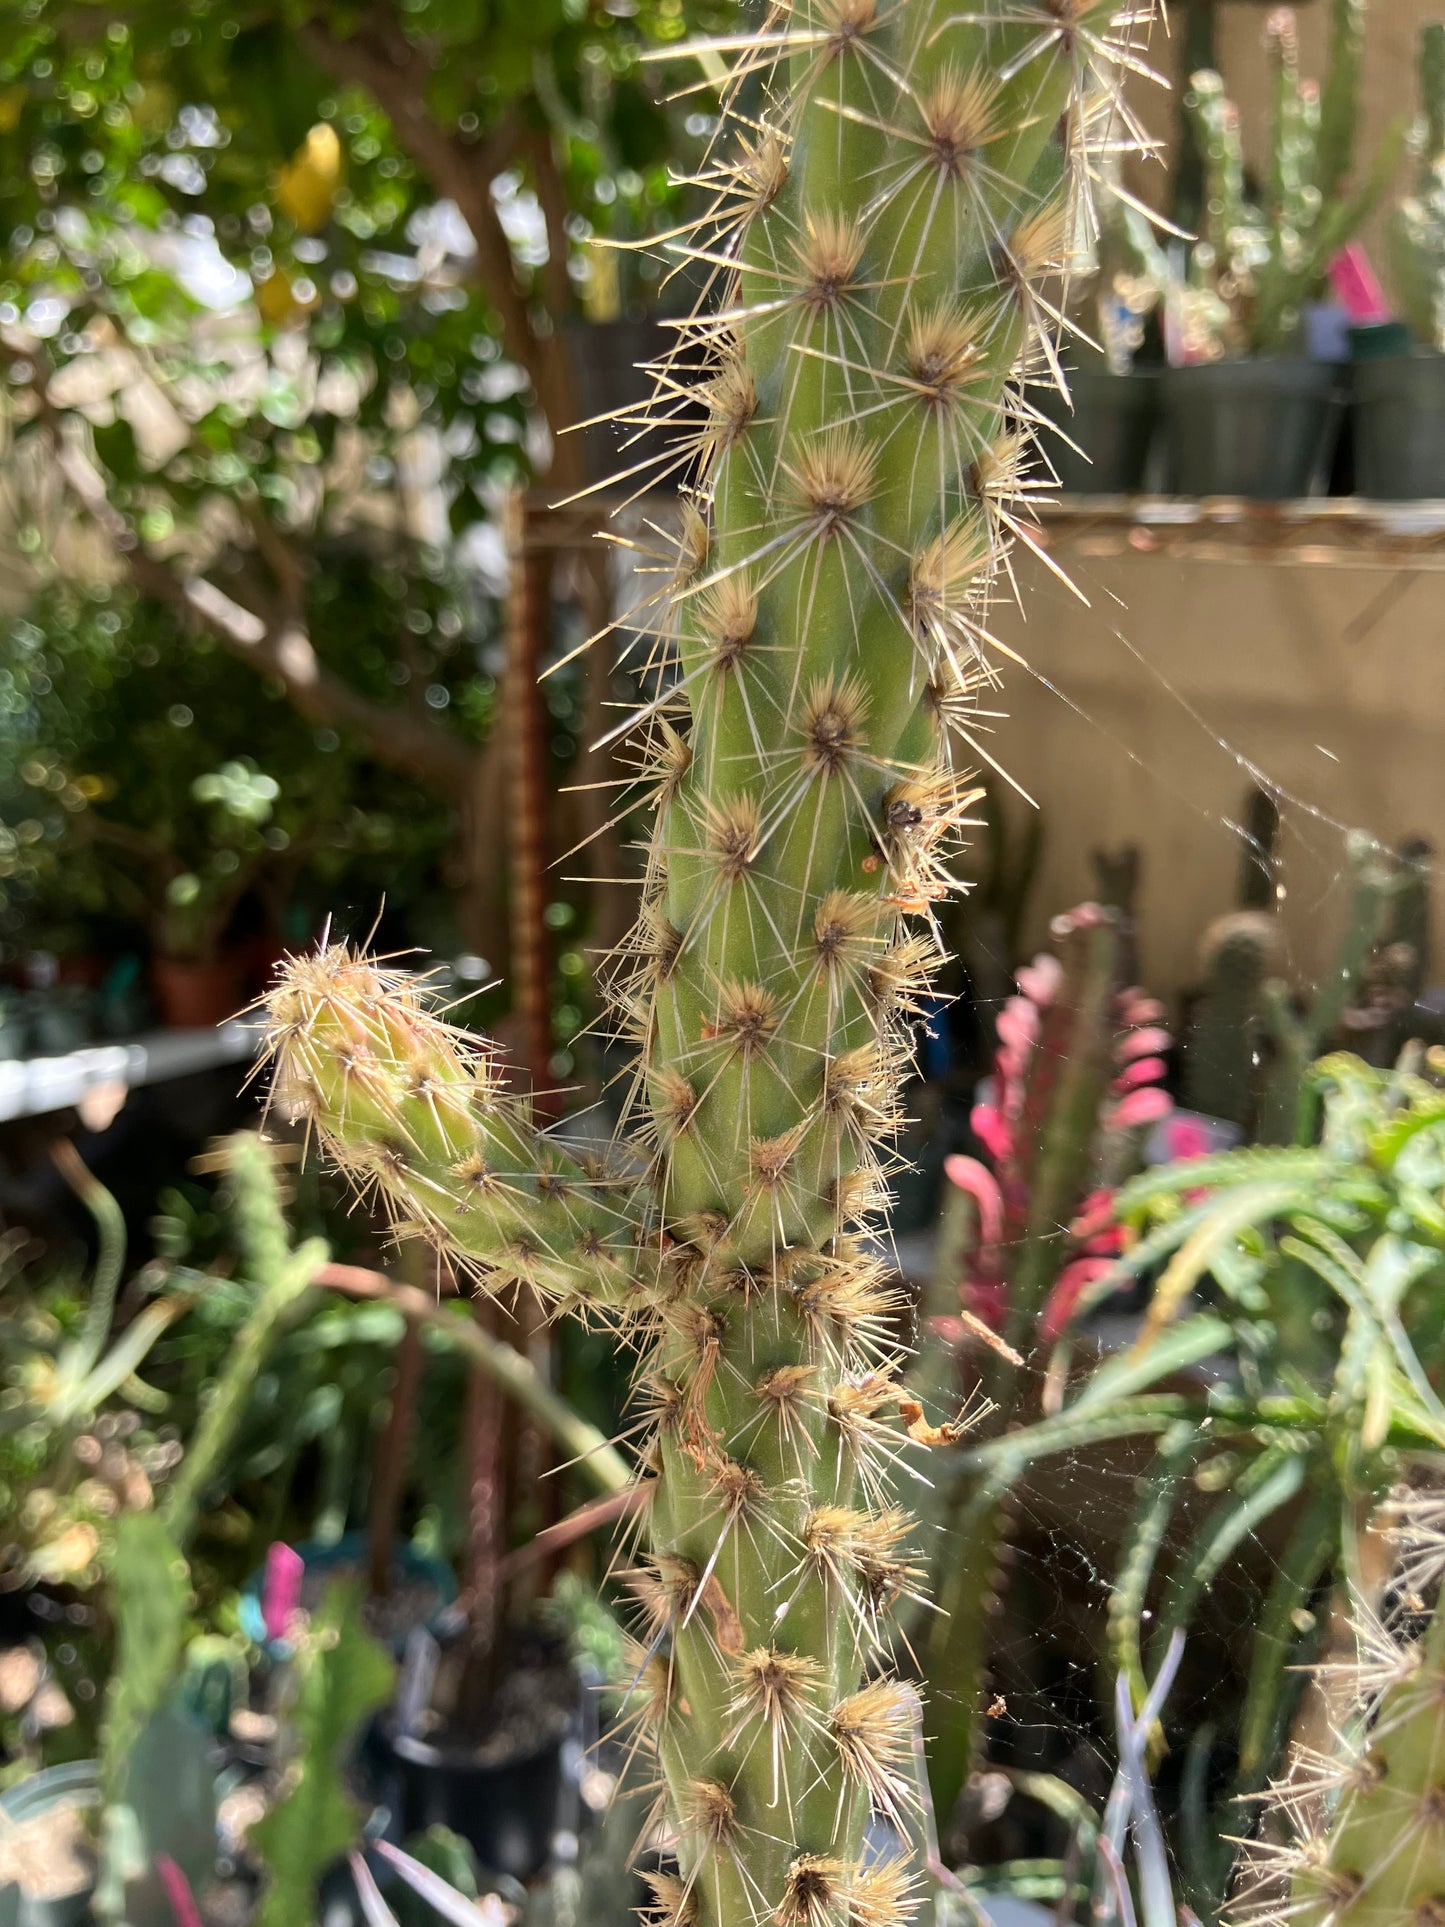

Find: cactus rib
260;2;1161;1916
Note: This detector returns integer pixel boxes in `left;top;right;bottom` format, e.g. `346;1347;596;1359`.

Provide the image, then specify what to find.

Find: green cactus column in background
1391;23;1445;350
261;1;1159;1917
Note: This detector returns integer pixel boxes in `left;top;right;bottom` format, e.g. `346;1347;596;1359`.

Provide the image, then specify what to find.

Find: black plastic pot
384;1726;565;1882
1162;358;1341;499
1353;352;1445;500
1035;367;1160;493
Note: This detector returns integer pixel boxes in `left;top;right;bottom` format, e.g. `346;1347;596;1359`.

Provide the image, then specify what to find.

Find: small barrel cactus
260;1;1160;1914
1182;910;1282;1129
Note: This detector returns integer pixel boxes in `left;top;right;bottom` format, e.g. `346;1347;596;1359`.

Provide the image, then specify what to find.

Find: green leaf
251;1580;395;1927
101;1512;191;1804
1069;1313;1232;1417
1141;1180;1325;1343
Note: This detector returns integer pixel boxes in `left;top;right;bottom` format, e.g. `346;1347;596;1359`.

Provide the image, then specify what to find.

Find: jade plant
1391;24;1445;352
259;0;1159;1914
1174;0;1401;360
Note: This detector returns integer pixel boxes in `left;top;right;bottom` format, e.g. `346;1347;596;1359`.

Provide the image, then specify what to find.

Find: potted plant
1035;157;1169;494
1163;0;1402;497
1354;23;1445;498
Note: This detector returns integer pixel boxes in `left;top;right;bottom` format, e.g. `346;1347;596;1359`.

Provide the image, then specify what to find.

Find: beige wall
1013;8;1445;1001
985;549;1445;997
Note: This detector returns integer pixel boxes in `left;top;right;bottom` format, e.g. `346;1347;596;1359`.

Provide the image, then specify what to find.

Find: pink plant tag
156;1855;203;1927
1329;244;1390;325
261;1541;304;1642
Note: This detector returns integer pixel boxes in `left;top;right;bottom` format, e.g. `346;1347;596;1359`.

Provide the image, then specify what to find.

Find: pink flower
1118;993;1168;1027
1016;955;1063;1007
1113;1055;1169;1093
1040;1258;1119;1344
1116;1026;1172;1061
1163;1116;1218;1162
945;1154;1004;1250
968;1103;1013;1166
1104;1087;1173;1132
996;996;1040;1055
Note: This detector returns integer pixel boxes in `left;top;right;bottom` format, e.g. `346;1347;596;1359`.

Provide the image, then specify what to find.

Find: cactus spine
261;3;1157;1917
1236;1488;1445;1927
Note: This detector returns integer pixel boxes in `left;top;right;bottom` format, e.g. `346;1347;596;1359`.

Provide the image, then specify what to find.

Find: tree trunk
502;491;555;1108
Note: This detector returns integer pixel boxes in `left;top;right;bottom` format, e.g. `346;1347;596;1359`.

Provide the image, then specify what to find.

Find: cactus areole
261;3;1158;1917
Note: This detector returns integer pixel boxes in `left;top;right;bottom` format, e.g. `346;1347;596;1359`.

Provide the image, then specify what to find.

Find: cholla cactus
1391;25;1445;351
260;3;1160;1916
1235;1484;1445;1927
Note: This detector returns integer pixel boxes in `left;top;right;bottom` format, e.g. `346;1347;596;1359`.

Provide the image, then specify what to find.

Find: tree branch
296;14;532;369
8;349;477;797
298;6;584;487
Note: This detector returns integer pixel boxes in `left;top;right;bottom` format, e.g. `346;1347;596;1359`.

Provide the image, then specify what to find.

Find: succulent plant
252;1580;396;1927
1177;0;1401;358
1390;24;1445;352
1180;836;1403;1142
939;904;1172;1354
259;1;1160;1914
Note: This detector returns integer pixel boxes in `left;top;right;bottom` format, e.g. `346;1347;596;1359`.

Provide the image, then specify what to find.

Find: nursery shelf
1032;496;1445;570
519;490;1445;572
0;1018;261;1125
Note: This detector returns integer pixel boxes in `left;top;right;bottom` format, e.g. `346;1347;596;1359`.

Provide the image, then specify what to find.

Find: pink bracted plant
937;904;1173;1352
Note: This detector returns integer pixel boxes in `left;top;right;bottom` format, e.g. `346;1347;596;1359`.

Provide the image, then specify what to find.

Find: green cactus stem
1187;0;1402;358
261;3;1161;1917
1235;1485;1445;1927
159;1135;328;1548
1391;25;1445;351
1182;911;1282;1130
1258;835;1392;1145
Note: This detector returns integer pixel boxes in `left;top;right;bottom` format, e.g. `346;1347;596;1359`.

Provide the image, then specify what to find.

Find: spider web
898;523;1437;1915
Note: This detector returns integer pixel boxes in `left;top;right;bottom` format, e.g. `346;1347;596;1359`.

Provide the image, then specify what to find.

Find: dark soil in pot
1034;366;1159;493
1162;357;1341;498
239;1531;457;1660
381;1645;577;1882
1353;351;1445;499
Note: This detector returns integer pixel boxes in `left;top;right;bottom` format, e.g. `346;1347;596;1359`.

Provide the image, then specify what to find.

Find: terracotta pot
150;955;245;1030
